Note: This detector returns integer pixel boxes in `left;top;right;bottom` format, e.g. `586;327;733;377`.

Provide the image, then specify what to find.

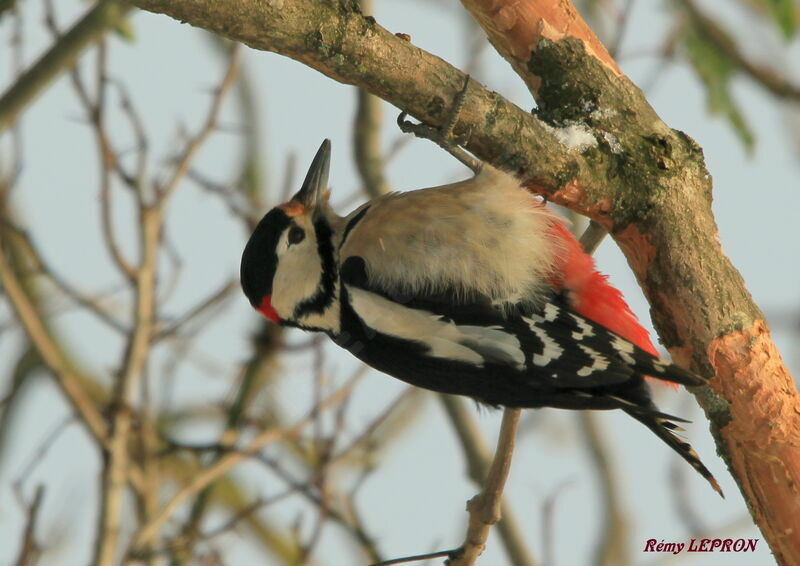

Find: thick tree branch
456;3;800;564
122;0;603;210
459;0;620;95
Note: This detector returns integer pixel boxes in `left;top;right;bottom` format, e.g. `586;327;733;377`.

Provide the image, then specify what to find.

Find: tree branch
0;0;131;131
449;408;521;566
440;395;538;566
13;486;45;566
0;231;109;444
678;0;800;101
578;412;629;566
129;374;359;553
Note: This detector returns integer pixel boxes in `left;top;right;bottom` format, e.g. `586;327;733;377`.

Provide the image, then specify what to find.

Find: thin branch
578;412;629;566
1;219;127;333
607;0;636;59
369;549;460;566
0;231;109;444
128;375;360;552
0;0;132;130
449;408;521;566
353;85;390;198
439;395;538;566
257;453;384;564
352;0;389;198
57;27;138;279
153;279;237;340
540;480;574;566
13;417;75;491
678;0;800;101
13;486;45;566
92;42;163;566
154;45;241;207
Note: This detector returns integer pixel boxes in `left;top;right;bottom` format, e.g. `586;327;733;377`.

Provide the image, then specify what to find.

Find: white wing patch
543;302;560;322
576;345;610;377
570;313;595;341
347;287;524;368
527;302;560;326
524;317;564;367
651;359;669;374
610;335;636;365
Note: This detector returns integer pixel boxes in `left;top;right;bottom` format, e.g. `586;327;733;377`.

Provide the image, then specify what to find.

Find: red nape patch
258;295;280;323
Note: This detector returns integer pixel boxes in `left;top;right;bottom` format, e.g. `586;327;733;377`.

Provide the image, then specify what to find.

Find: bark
122;0;800;563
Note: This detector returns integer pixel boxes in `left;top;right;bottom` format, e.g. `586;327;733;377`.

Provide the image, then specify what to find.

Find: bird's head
240;139;339;332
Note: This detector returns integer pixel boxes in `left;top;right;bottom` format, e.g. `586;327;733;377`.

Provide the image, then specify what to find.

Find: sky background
1;1;799;565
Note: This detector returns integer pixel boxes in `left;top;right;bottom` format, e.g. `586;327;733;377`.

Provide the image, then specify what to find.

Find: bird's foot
397;74;482;174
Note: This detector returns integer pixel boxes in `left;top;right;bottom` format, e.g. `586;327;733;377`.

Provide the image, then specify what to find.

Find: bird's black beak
291;139;331;214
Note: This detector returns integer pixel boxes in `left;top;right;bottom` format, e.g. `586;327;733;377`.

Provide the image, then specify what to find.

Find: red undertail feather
547;222;662;358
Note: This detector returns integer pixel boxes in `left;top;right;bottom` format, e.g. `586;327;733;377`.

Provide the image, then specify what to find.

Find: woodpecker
240;139;722;495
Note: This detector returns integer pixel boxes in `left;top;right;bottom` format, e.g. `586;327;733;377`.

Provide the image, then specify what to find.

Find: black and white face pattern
240;206;340;332
241;139;338;330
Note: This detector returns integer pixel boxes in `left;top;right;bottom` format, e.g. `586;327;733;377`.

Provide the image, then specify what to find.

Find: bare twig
540;480;573;566
129;375;360;552
0;0;132;131
0;231;109;444
257;453;384;563
13;417;75;492
13;486;45;566
449;408;522;566
91;40;163;566
578;412;629;566
57;30;138;279
678;0;800;101
155;45;241;207
439;396;538;566
370;548;460;566
1;220;127;333
154;279;237;340
607;0;636;59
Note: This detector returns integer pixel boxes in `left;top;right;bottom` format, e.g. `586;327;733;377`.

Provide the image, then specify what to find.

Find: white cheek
271;242;322;317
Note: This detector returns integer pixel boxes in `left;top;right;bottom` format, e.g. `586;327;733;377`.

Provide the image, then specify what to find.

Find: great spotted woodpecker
240;139;722;495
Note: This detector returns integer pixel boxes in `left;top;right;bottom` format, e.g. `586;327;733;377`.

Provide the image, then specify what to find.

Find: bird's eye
288;225;305;245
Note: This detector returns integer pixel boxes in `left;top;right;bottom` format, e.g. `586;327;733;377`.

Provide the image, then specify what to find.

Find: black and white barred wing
339;255;703;393
517;301;706;389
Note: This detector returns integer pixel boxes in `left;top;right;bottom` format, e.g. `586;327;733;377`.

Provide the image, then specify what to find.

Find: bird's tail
624;407;723;497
